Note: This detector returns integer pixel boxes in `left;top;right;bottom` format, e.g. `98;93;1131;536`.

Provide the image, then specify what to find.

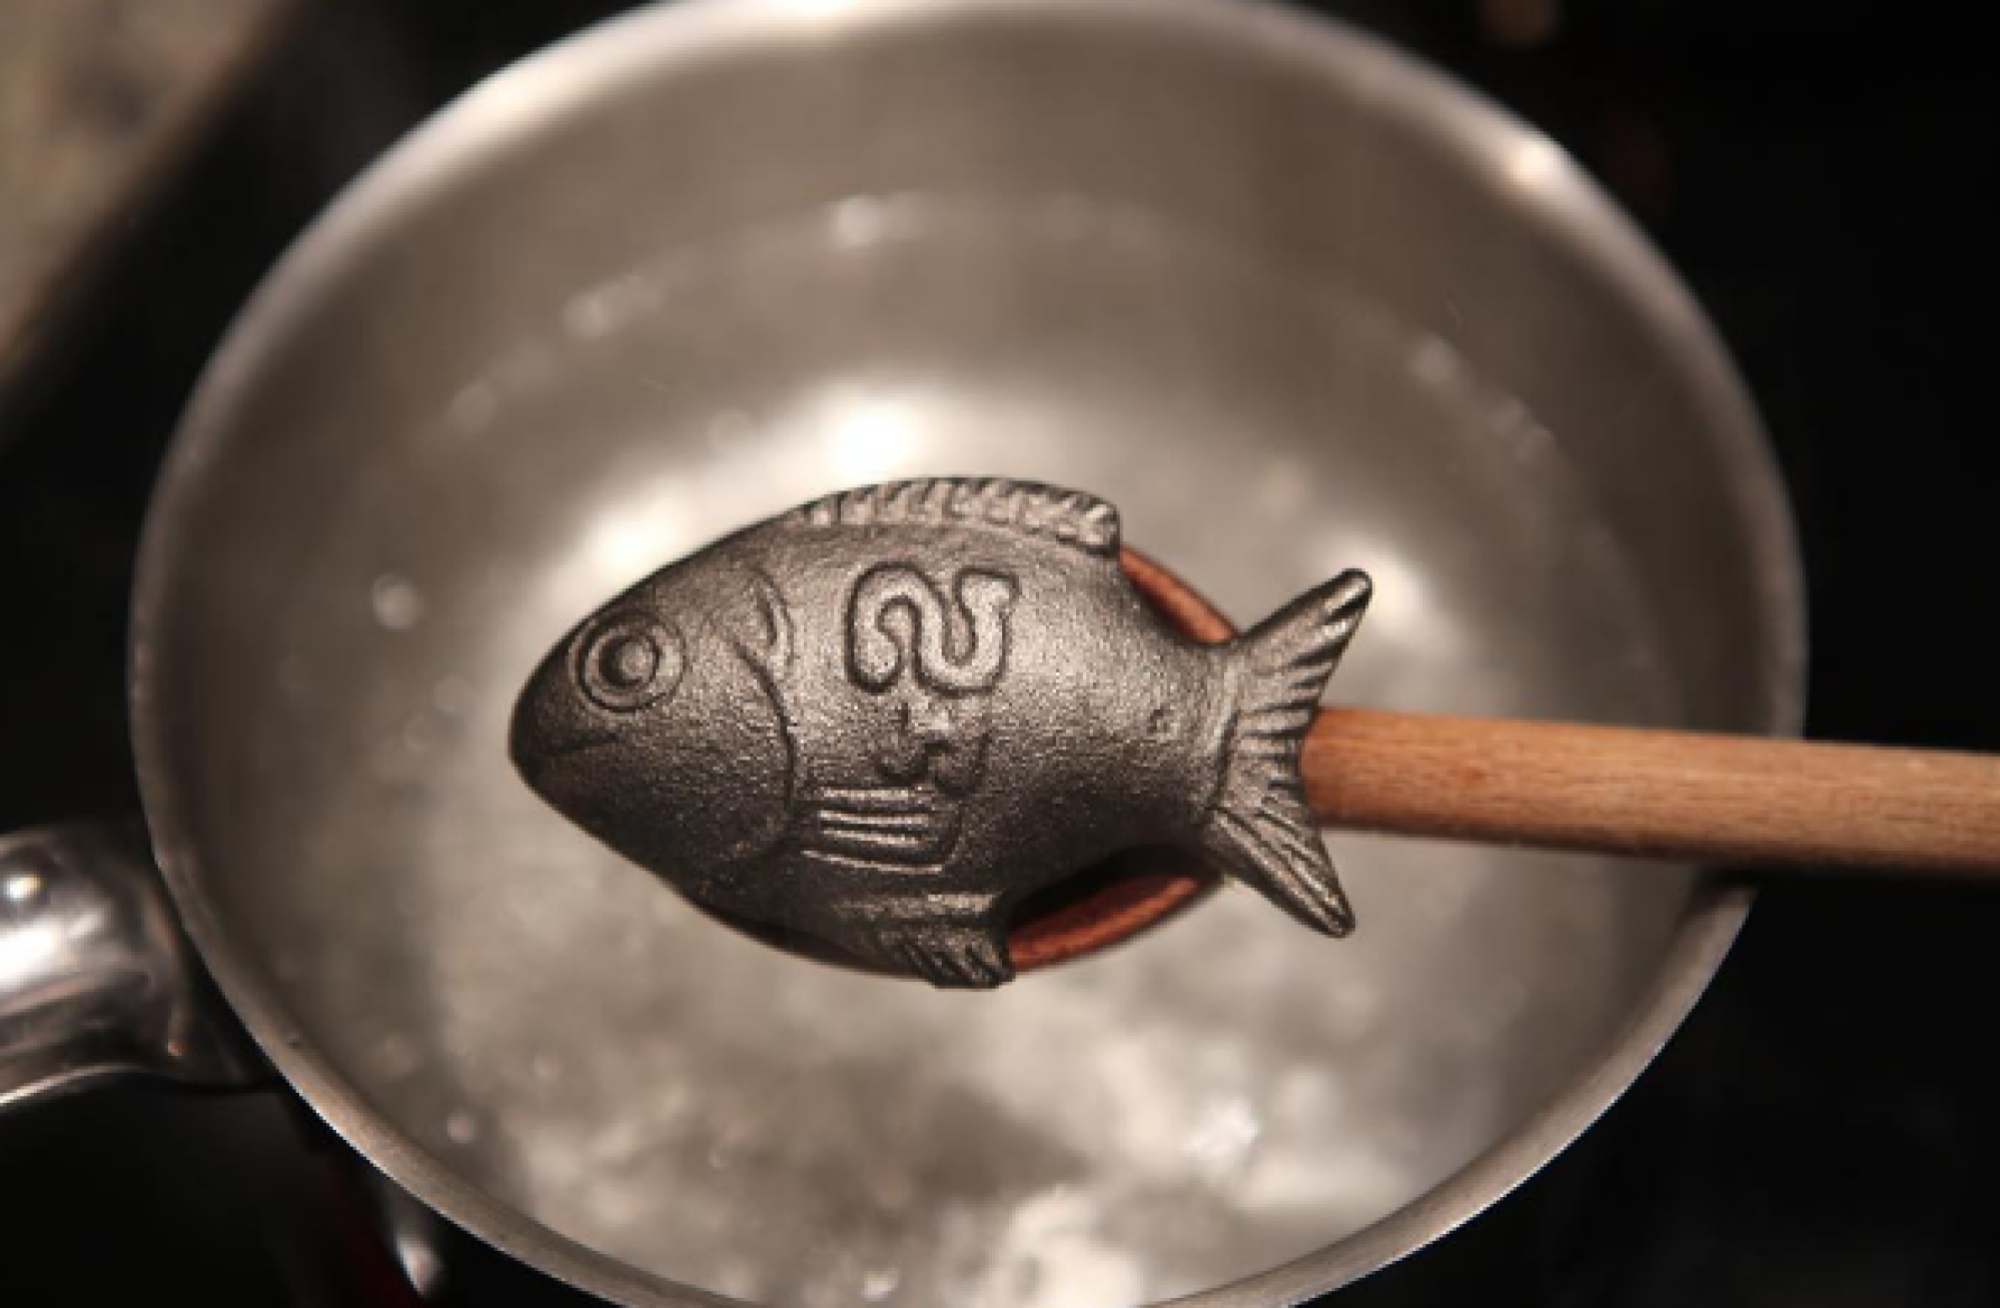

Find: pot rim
127;1;1809;1305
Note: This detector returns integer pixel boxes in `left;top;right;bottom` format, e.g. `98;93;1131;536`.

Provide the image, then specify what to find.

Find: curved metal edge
0;819;265;1115
126;1;1810;1305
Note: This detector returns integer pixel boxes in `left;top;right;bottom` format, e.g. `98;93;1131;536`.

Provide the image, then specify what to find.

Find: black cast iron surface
509;477;1368;987
1;0;1996;1303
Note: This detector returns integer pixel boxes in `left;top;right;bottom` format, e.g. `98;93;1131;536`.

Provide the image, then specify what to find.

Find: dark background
2;1;1996;1304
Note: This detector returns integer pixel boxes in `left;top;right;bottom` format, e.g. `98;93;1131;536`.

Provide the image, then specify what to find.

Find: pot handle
0;819;264;1112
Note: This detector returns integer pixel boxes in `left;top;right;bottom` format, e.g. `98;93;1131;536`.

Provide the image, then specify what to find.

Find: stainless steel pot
0;1;1805;1304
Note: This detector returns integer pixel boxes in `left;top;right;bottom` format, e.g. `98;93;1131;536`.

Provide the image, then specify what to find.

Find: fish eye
574;611;682;712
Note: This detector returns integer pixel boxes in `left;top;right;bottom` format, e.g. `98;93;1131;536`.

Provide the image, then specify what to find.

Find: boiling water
235;195;1692;1306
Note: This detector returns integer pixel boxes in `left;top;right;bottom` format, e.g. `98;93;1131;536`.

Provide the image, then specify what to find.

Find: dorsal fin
788;477;1120;559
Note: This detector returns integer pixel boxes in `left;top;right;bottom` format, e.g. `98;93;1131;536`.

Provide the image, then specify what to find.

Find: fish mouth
507;680;618;782
509;725;619;808
520;729;617;765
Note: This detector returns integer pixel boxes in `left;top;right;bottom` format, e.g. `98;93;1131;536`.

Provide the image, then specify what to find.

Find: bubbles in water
832;196;890;247
1406;336;1463;388
445;1109;480;1146
1184;1097;1263;1177
978;1189;1144;1308
564;289;623;341
860;1267;901;1302
371;573;427;632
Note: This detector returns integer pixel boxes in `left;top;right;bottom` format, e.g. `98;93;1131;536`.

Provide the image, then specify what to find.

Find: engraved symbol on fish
510;476;1372;988
848;563;1017;694
846;562;1015;795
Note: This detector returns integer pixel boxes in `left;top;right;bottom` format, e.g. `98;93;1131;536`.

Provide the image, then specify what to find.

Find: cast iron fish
510;477;1372;988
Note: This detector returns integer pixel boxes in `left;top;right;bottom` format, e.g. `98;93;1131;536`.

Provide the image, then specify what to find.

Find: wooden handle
1122;544;2000;881
1304;709;2000;876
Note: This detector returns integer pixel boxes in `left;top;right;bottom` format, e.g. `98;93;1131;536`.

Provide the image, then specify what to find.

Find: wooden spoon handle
1123;545;2000;879
1304;708;2000;876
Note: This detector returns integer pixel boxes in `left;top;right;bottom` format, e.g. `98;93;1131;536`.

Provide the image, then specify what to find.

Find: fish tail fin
1199;571;1373;936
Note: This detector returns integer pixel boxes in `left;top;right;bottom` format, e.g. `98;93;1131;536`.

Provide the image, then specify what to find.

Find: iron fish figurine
510;477;1372;988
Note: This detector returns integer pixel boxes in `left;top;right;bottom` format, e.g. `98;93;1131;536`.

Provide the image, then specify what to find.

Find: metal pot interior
133;2;1803;1304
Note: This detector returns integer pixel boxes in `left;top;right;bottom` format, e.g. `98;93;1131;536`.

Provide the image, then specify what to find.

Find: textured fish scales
511;476;1371;988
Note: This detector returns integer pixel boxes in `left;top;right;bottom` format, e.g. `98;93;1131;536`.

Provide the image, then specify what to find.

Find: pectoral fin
873;922;1014;989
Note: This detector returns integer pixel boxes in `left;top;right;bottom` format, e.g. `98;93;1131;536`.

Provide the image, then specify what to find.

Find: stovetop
3;1;1996;1304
